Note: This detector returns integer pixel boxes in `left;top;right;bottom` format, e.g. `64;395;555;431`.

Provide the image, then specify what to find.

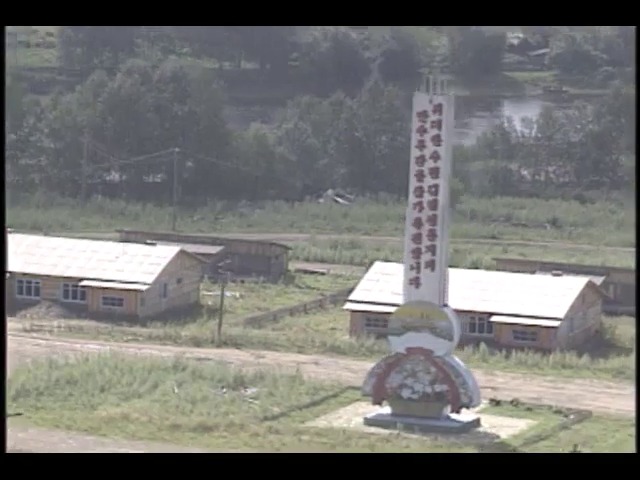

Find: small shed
117;229;291;282
343;261;607;351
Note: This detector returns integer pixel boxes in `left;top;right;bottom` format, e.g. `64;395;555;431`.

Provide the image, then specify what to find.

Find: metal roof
8;233;183;285
344;261;598;320
343;302;396;314
489;315;562;328
78;280;151;291
534;270;606;286
153;242;226;256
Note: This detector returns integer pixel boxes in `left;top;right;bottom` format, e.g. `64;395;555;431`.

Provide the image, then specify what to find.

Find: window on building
16;278;41;299
364;317;389;330
139;295;145;307
176;277;183;285
466;315;493;336
161;283;168;299
101;296;124;308
512;329;538;343
62;283;87;303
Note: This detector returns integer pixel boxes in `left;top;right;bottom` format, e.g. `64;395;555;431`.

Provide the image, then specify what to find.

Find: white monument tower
362;74;482;433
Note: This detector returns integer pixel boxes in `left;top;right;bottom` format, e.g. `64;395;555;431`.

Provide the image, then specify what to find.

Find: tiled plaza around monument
305;401;536;443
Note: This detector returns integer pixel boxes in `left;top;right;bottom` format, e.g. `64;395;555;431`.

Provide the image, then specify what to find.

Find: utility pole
215;260;232;346
216;274;227;347
81;131;89;201
171;147;179;231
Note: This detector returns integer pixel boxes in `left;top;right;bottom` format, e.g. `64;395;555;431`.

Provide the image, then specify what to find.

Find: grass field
8;355;633;452
479;403;635;453
293;235;636;268
21;310;635;383
6;193;635;247
196;273;358;326
6;355;477;452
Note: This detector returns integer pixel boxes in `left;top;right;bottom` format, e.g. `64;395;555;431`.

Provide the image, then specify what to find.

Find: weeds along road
8;333;635;417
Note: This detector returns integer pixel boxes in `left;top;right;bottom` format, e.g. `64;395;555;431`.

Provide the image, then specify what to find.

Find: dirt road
8;333;635;417
6;422;215;453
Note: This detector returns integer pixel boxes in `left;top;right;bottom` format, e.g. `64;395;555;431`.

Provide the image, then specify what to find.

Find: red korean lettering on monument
414;169;426;184
427;184;440;198
412;217;424;231
414;154;427;167
428;166;440;180
408;276;422;289
427;198;438;212
431;103;443;116
415;138;428;152
429;150;441;163
415;124;428;136
423;259;436;272
410;246;423;261
425;213;438;228
416;110;429;124
413;185;425;199
409;261;422;274
430;118;443;132
426;228;438;243
424;244;437;257
430;134;442;148
412;200;425;213
411;232;423;245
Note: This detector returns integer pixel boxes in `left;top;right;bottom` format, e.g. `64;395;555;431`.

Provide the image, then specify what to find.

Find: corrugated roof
534;270;606;286
8;233;182;285
344;261;596;320
490;315;562;328
343;302;396;313
154;242;226;256
78;280;151;291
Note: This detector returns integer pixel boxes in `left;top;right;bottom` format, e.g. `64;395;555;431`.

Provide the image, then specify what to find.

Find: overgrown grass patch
7;193;635;248
26;310;635;383
479;402;636;453
6;355;472;452
194;273;358;325
290;236;636;268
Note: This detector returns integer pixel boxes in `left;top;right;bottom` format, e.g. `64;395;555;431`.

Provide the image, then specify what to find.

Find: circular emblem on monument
387;301;461;357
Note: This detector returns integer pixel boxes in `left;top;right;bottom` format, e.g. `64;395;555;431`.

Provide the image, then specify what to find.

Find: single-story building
7;232;206;320
343;261;607;351
493;257;636;316
117;229;291;282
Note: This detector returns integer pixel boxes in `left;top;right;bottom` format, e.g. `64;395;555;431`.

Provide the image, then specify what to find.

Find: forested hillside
6;26;636;205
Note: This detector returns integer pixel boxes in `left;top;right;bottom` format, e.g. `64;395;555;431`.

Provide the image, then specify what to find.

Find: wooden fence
242;287;354;328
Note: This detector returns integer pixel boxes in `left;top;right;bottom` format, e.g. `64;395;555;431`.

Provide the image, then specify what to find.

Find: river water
454;96;553;145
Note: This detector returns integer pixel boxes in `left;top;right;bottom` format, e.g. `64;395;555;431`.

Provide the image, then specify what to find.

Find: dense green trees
7;26;635;206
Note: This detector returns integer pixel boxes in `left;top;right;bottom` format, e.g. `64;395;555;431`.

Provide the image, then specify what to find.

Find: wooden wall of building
350;309;560;351
138;251;203;318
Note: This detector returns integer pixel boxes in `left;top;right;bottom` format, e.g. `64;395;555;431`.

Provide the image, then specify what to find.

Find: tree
58;26;139;71
448;27;506;77
378;27;424;83
297;27;370;96
549;33;607;76
227;26;297;76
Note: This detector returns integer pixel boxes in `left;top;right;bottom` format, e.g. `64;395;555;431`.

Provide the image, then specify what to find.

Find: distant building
493;257;636;316
117;229;291;283
343;261;607;351
7;232;206;320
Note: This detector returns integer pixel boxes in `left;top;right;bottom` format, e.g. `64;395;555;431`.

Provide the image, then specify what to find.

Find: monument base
363;406;481;434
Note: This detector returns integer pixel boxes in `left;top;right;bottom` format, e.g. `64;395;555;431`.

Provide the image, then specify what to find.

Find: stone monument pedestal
363;406;481;434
